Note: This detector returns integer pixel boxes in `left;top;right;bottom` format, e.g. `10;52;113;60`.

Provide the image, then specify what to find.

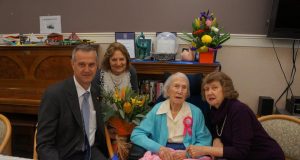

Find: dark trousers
128;144;147;160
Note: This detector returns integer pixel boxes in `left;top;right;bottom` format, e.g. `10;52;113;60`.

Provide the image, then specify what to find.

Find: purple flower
190;47;197;51
200;10;211;19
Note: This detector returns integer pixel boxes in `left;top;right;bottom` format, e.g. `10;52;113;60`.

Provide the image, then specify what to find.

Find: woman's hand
187;145;206;158
211;138;223;159
158;146;174;160
213;138;223;147
172;150;186;160
187;145;223;158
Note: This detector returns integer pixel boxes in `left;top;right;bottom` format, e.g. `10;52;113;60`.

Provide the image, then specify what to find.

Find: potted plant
180;10;230;63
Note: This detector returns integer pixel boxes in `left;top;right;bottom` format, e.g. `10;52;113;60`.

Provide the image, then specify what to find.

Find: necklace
109;72;123;90
216;115;227;137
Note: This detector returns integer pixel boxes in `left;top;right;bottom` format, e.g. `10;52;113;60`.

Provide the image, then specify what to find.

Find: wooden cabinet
131;61;220;79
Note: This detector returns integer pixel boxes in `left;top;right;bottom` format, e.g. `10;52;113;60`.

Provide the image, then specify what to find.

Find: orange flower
123;102;132;113
120;87;126;100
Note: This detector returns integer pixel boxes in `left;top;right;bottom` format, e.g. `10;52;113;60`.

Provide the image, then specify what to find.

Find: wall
0;0;272;34
218;45;300;113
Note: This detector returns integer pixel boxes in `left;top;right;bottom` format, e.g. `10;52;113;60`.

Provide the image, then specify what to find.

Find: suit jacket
37;77;109;160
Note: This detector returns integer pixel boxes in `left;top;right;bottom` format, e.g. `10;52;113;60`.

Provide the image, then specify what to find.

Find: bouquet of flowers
101;86;150;135
180;10;230;53
101;87;150;160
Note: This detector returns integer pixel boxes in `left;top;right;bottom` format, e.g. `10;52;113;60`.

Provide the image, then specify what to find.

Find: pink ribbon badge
183;116;193;136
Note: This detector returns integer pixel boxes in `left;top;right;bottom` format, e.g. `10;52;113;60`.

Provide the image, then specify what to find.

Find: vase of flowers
180;10;230;63
101;87;150;160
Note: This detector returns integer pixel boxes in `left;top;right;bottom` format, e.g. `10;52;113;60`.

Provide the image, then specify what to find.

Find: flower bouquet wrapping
101;87;150;160
180;10;230;63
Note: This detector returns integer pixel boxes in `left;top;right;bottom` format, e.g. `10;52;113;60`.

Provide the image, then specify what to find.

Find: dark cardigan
210;99;284;160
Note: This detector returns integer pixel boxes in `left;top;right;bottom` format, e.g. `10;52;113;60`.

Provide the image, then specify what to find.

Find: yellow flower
198;46;208;53
113;90;121;102
130;98;138;106
101;86;150;125
201;35;212;44
123;102;132;113
191;41;197;47
194;18;201;28
137;97;145;107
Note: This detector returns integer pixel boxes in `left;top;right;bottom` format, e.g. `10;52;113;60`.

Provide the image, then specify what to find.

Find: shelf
131;62;221;75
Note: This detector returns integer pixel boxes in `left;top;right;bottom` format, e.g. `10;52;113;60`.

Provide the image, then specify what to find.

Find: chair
33;129;37;160
105;125;114;159
0;114;12;155
258;114;300;160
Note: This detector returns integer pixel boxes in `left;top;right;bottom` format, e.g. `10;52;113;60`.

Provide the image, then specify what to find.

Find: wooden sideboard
0;45;220;158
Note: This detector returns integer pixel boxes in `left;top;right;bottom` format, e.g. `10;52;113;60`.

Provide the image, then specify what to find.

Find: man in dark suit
37;44;108;160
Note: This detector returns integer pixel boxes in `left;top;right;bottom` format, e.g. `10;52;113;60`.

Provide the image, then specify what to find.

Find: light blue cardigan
130;101;212;153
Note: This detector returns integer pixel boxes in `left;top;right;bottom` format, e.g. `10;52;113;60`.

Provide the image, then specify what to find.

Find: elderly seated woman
187;71;284;160
130;72;212;160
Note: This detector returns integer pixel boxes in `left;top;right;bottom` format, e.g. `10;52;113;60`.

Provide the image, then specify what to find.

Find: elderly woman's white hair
162;72;190;98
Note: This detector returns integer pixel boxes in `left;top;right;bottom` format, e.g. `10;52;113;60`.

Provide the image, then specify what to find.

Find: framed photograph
115;32;135;58
40;16;62;34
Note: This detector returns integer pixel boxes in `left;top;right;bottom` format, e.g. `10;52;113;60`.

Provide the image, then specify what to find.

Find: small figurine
19;34;28;45
181;48;194;61
135;32;148;59
68;32;80;40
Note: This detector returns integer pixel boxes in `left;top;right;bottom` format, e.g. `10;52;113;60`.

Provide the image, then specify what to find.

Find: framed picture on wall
40;16;62;34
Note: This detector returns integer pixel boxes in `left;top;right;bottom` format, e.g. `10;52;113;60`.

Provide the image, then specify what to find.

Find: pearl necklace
216;115;227;137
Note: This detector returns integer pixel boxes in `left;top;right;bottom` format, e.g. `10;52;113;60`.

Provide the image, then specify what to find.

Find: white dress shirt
74;76;96;146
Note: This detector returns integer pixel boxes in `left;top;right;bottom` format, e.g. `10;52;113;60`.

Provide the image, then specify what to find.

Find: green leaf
218;33;230;45
135;114;145;118
103;110;116;122
178;36;193;43
178;33;193;43
132;119;141;125
119;109;125;119
183;33;194;39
